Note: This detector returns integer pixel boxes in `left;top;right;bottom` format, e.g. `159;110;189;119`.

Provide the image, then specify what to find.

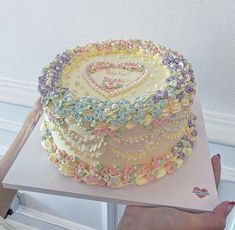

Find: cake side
40;113;197;187
38;39;197;187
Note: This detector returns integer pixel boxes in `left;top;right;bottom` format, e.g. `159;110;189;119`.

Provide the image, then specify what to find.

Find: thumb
213;201;235;219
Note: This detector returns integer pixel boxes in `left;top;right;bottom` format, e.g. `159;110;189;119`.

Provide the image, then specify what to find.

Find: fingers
196;201;235;230
213;201;235;217
211;154;221;189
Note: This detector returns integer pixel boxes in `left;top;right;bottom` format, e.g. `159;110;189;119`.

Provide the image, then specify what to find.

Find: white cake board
3;97;219;212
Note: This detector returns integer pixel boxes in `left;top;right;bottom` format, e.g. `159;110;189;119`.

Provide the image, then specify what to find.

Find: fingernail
216;153;220;158
227;202;235;215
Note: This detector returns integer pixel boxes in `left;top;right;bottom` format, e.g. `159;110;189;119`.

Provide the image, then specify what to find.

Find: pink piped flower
108;129;116;138
75;174;83;183
78;160;87;169
84;121;92;127
151;119;161;128
102;77;124;90
152;158;161;168
65;155;73;163
116;40;130;49
60;150;67;157
95;127;116;137
152;47;158;54
83;174;106;186
100;167;108;176
146;171;155;182
123;175;131;184
122;166;135;183
107;167;119;176
76;47;87;55
140;164;151;175
52;143;57;151
151;119;169;128
123;166;134;175
102;42;112;53
166;164;175;174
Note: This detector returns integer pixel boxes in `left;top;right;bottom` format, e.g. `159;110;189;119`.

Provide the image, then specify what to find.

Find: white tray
3;97;219;211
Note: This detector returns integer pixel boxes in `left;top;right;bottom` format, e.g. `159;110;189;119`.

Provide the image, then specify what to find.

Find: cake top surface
38;39;196;130
61;45;170;101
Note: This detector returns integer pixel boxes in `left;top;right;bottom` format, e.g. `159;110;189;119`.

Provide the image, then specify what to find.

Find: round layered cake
38;40;197;188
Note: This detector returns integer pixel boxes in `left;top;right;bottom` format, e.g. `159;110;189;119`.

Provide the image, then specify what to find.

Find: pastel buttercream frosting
38;39;197;187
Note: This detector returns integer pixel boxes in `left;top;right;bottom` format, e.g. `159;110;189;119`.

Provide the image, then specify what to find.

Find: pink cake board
3;97;219;212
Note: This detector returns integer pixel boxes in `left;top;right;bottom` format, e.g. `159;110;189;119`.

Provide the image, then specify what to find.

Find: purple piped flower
153;89;169;103
188;120;193;127
51;63;63;72
55;52;71;65
38;86;49;97
177;80;184;88
166;76;176;83
51;75;60;85
174;63;184;70
182;135;191;142
153;94;161;103
61;53;70;63
38;75;46;85
176;142;183;148
181;69;188;75
188;68;194;74
174;58;180;64
185;85;194;93
176;91;184;99
162;90;169;99
191;129;198;137
162;54;174;65
177;152;185;159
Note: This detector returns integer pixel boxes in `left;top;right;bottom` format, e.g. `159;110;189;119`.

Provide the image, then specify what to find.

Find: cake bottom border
40;115;197;188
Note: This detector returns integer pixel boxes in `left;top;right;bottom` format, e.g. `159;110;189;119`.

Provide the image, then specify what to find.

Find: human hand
117;155;234;230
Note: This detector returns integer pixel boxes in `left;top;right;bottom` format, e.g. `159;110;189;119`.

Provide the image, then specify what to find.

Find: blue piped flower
111;119;119;125
98;112;107;121
84;115;93;122
159;99;167;109
151;109;160;118
132;115;141;124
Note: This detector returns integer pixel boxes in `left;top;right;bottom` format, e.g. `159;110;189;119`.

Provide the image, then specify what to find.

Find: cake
38;39;197;188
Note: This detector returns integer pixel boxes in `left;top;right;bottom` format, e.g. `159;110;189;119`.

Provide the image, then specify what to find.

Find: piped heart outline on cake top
192;187;210;198
84;61;147;97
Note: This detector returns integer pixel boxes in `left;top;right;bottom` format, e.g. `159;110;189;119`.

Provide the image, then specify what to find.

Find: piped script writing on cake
38;40;197;188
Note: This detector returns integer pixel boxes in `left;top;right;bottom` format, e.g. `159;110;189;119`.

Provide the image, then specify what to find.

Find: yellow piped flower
110;183;124;188
155;167;167;179
48;122;56;130
187;127;197;142
40;121;47;133
181;97;189;107
170;102;182;114
41;140;52;150
58;163;76;177
184;146;192;157
65;116;76;124
135;175;149;185
143;114;153;126
48;152;57;164
173;158;183;169
162;107;170;117
125;122;137;129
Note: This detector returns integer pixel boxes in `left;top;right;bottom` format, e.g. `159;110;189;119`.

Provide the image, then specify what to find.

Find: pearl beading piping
84;60;148;98
55;126;106;159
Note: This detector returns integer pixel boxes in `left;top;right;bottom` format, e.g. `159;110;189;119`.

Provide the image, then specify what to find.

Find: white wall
0;0;235;114
0;0;234;229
